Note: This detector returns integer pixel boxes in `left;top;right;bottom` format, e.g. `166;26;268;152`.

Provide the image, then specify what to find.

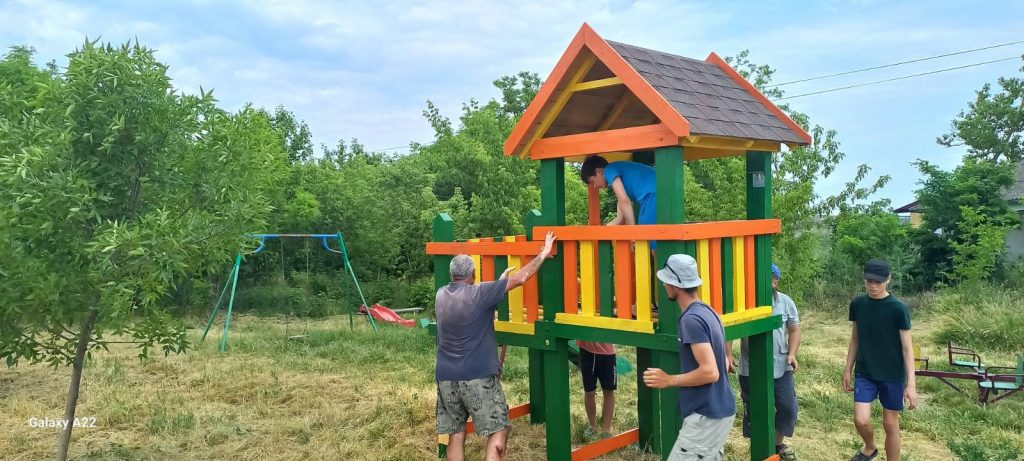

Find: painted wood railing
425;219;781;335
425;235;545;335
533;219;781;333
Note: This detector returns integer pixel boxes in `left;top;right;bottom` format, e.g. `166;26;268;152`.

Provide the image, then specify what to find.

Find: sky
1;0;1022;207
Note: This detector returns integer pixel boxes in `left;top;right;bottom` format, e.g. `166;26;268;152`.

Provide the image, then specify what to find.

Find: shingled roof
607;41;807;145
504;24;812;159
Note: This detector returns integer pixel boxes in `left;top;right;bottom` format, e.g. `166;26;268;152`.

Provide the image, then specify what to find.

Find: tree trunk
55;309;98;461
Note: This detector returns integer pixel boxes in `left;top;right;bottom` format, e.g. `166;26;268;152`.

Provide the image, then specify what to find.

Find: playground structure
915;341;1024;404
202;233;377;352
425;24;811;461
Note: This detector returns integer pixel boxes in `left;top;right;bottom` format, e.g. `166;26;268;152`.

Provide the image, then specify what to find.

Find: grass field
2;297;1023;460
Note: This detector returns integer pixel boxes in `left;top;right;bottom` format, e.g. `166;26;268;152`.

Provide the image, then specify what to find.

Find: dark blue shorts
580;349;617;392
854;374;905;411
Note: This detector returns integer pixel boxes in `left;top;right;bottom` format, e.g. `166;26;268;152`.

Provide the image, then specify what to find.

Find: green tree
0;42;286;459
912;158;1018;287
938;60;1024;163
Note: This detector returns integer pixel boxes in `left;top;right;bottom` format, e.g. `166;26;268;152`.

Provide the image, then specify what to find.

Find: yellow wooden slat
721;306;772;327
438;434;449;445
555;313;655;333
570;77;623;92
494;321;535;335
507;248;524;323
733;237;745;313
521;55;597;157
579;240;596;317
469;239;482;284
634;241;651;323
697;239;711;303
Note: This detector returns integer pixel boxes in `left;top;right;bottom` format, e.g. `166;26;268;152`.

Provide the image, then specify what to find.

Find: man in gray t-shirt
435;232;555;461
643;254;735;461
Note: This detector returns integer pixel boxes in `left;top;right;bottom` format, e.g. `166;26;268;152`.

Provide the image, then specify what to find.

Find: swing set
202;232;378;352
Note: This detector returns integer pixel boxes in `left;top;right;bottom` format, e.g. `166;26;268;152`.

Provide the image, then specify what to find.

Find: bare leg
775;432;785;445
448;432;466;461
584;391;598;429
853;403;876;456
882;409;901;461
485;427;510;461
601;390;615;433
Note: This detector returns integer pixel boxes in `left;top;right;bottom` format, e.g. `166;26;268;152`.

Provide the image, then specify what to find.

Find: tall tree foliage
938;60;1024;163
0;42;286;459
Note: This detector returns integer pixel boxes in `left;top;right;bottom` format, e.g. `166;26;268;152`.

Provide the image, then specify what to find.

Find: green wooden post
746;150;775;461
636;347;655;451
653;146;686;459
748;330;775;460
433;213;455;291
544;337;571;461
539;159;570;461
524;209;546;424
218;253;242;353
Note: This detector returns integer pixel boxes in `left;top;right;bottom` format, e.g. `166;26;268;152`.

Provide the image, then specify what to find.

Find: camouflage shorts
436;375;510;437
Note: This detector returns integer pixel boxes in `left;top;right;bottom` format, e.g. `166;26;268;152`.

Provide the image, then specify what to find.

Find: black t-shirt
849;294;911;381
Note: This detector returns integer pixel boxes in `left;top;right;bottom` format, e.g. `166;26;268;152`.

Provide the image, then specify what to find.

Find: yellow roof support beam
570;77;624;93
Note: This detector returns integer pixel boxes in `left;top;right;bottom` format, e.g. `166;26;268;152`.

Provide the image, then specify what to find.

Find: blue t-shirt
434;279;508;381
677;301;736;419
603;161;656;222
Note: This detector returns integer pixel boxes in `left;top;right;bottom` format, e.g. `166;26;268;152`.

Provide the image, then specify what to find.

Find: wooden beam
570;76;623;92
597;93;632;131
681;135;780;151
425;241;552;256
520;54;598;158
530;123;676;160
571;428;640;461
533;219;782;242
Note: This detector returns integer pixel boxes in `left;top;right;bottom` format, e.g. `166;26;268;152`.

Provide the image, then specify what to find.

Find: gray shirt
434;279;508;382
739;291;800;379
677;301;736;419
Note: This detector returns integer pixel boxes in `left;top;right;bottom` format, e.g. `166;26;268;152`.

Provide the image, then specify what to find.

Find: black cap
863;259;891;282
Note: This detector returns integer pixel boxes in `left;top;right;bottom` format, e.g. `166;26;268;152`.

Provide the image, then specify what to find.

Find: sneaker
850;448;878;461
599;431;614;440
583;426;599;442
776;444;796;461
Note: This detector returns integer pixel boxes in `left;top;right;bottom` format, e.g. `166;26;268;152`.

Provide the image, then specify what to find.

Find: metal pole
219;253;243;352
201;262;237;342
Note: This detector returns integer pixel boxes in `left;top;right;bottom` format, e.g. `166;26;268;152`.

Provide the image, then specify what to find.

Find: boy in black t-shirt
842;259;918;461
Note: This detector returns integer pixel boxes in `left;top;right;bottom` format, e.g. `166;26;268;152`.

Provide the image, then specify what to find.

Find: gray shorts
436;375;510;437
667;413;735;461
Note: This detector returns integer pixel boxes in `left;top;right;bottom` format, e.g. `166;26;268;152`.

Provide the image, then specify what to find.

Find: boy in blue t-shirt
580;156;656;226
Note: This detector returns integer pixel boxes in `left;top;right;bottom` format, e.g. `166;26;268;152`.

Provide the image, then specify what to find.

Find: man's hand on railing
540;231;556;258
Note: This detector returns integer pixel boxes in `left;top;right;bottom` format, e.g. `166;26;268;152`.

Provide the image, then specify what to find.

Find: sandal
850;448;878;461
776;444;796;461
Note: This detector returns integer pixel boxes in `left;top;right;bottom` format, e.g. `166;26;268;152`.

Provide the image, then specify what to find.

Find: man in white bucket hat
643;254;735;460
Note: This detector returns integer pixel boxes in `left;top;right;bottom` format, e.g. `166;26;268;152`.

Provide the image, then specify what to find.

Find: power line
776;56;1022;100
769;39;1024;87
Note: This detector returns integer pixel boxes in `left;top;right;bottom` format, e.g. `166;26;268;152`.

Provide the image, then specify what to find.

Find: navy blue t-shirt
434;279;508;381
677;301;736;419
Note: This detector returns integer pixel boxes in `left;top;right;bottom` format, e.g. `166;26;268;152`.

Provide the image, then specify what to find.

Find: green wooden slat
495;252;509;321
721;237;734;315
538;160;566;428
598;240;614;317
536;322;678;351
